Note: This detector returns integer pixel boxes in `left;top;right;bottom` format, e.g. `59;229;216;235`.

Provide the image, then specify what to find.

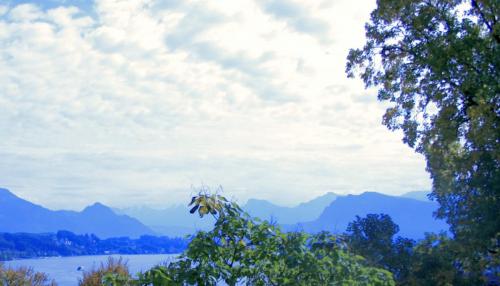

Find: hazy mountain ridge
1;187;447;240
243;192;338;224
400;190;431;201
0;188;154;238
293;192;448;239
118;191;446;239
118;192;338;237
117;204;215;237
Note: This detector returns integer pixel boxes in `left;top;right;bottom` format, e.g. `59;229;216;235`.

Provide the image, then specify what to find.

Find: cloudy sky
0;0;431;210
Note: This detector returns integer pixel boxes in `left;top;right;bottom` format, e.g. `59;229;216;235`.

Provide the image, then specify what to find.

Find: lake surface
3;254;178;286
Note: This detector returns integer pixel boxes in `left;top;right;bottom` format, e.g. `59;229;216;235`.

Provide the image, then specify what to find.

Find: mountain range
115;205;215;237
292;192;448;239
0;188;153;238
119;190;445;239
400;190;431;201
117;192;338;236
243;192;337;224
1;187;446;240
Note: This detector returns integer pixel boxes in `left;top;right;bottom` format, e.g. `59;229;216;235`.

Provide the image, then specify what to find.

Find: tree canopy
161;194;395;286
346;214;407;272
86;194;397;286
345;214;485;285
346;0;499;262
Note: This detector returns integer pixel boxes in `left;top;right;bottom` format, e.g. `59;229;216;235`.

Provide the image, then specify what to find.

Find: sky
0;0;431;210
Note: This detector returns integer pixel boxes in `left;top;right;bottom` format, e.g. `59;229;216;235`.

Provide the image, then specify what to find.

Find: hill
0;188;154;238
117;204;215;237
294;192;448;239
400;191;431;201
119;192;338;237
243;192;338;224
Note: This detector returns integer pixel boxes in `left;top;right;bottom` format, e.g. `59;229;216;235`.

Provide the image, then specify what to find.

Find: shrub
78;257;132;286
0;262;57;286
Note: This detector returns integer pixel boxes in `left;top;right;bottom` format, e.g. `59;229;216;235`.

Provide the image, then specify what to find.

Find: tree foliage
347;214;400;266
160;194;395;286
112;194;394;286
344;214;489;285
346;214;414;282
346;0;499;261
406;233;480;286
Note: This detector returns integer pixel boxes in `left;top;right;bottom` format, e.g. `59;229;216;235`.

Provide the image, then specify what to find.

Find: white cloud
0;0;431;210
256;0;331;43
7;3;43;22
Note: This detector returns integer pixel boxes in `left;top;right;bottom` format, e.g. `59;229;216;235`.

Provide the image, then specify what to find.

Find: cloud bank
0;0;431;209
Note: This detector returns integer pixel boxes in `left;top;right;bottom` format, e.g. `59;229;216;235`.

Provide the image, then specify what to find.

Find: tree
161;194;396;286
405;233;479;286
66;194;394;286
344;214;487;285
346;214;415;284
346;214;400;266
346;0;499;264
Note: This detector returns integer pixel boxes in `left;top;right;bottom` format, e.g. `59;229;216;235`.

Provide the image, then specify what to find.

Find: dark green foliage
136;266;174;286
346;0;499;275
346;214;415;283
405;233;477;286
61;195;389;286
66;195;395;285
345;214;495;285
347;214;401;266
158;194;395;286
389;237;415;283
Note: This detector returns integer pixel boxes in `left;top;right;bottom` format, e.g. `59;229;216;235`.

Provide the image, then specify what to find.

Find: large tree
346;0;499;260
346;214;400;267
346;214;415;284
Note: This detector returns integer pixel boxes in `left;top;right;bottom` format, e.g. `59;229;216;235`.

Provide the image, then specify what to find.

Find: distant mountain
294;192;448;239
117;205;215;237
243;192;338;224
119;192;338;237
400;191;431;201
0;188;154;238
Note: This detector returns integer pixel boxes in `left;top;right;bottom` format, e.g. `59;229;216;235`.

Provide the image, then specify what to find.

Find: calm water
3;254;179;286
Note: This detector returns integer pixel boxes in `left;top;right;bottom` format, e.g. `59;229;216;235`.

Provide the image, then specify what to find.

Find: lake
3;254;179;286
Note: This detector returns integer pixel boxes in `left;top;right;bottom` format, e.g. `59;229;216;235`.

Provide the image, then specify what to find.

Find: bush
78;257;132;286
0;262;57;286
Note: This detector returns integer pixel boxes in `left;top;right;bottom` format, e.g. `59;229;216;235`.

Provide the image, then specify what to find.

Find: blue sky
0;0;430;210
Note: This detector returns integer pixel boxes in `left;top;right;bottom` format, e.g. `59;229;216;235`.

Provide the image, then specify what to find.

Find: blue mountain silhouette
4;186;447;240
119;191;447;239
0;188;154;238
118;192;337;236
400;190;431;201
243;192;338;224
292;192;448;239
117;204;215;237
